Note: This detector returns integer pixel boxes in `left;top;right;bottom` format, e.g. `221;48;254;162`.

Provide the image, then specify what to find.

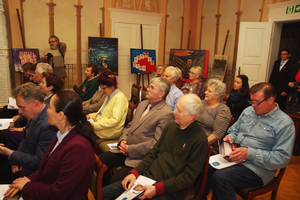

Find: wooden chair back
141;86;147;101
129;83;142;105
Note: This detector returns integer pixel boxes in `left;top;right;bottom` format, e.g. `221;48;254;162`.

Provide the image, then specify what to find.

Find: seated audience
20;62;35;83
75;64;99;101
102;94;208;200
39;72;64;104
156;64;164;77
181;66;205;99
31;63;53;84
202;82;295;200
4;91;96;200
286;62;300;114
197;79;231;154
0;82;57;183
87;71;128;140
99;77;173;185
82;68;110;115
226;75;250;119
163;66;183;111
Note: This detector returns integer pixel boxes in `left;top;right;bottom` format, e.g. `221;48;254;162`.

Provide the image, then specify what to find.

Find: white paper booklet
0;119;14;130
7;97;18;110
116;175;156;200
107;143;118;149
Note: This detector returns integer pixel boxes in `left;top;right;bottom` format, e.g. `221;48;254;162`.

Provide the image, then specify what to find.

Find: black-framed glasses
248;97;270;106
99;86;108;90
48;40;57;44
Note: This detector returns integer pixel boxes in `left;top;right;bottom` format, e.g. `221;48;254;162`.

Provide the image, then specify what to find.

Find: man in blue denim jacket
203;82;295;200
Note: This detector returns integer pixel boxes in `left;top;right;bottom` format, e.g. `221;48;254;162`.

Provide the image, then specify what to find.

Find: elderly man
75;64;99;101
163;66;183;111
44;35;67;78
99;77;174;185
31;63;53;84
102;94;208;200
202;82;295;200
0;83;57;183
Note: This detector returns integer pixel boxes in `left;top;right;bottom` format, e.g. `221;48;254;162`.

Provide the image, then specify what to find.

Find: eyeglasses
99;86;108;90
147;85;161;91
48;40;57;44
248;97;270;106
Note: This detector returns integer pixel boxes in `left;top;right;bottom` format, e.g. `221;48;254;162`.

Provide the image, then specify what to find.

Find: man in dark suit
99;77;174;186
0;82;57;183
269;49;294;110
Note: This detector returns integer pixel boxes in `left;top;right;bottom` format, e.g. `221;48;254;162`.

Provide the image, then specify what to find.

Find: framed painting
11;48;40;72
211;55;229;82
169;49;209;79
88;37;118;75
130;49;156;73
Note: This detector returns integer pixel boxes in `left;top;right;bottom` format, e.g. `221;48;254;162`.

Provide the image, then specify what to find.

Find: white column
0;0;12;107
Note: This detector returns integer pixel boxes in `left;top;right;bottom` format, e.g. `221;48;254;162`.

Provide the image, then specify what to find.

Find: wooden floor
204;155;300;200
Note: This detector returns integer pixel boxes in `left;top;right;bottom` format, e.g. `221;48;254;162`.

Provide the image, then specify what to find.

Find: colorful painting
88;37;118;75
169;49;209;79
130;49;156;73
11;48;40;72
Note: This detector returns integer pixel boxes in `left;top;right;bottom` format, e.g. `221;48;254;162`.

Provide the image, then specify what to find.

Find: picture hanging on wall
11;48;40;72
130;49;156;74
169;49;209;79
211;55;229;82
88;37;118;75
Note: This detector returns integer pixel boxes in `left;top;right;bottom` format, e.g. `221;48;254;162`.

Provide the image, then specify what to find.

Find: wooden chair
88;154;108;200
235;167;286;200
129;83;142;105
192;146;214;200
141;86;147;101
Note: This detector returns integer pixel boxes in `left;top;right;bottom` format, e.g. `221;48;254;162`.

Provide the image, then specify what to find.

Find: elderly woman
5;91;96;200
87;71;128;140
197;79;231;153
39;72;64;104
181;66;205;99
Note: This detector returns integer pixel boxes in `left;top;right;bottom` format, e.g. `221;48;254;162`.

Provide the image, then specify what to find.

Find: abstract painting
88;37;118;75
11;48;40;72
130;49;156;73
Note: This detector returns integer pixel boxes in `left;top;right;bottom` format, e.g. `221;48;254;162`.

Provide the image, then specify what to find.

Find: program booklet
209;140;241;170
116;175;156;200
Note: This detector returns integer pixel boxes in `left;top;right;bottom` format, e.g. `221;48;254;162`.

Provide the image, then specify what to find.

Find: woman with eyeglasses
181;66;205;99
226;75;251;119
197;79;231;154
87;71;128;140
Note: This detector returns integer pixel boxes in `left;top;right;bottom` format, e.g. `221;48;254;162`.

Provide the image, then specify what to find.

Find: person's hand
9;122;15;129
281;92;287;96
288;82;295;88
140;185;156;200
223;136;233;143
11;165;22;174
82;102;85;109
122;174;136;190
0;144;11;156
9;127;24;132
229;147;248;163
86;115;91;120
118;140;128;156
10;176;30;190
4;187;19;198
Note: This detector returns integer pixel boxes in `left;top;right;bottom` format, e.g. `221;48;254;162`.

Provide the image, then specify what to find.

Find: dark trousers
102;180;175;200
201;164;263;200
98;151;133;186
0;161;21;184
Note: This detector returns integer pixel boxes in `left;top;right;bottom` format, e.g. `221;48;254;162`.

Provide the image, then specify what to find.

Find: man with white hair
31;63;53;84
102;94;208;200
163;66;183;111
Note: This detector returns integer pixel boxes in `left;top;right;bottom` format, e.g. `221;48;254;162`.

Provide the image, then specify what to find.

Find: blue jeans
202;164;263;200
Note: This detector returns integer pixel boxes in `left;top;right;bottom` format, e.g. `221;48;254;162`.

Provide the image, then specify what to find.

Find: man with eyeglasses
98;77;173;186
44;35;67;78
201;82;295;200
269;48;294;110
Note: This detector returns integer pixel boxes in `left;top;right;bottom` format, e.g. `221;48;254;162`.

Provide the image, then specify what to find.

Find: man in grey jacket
0;82;57;183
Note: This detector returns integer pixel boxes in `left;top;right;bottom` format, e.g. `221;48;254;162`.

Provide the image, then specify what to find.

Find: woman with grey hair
197;79;231;154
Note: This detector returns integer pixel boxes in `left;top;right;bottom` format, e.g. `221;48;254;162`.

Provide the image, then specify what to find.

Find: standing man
0;82;57;183
99;77;173;185
269;49;294;110
163;66;183;111
44;35;67;78
202;82;295;200
102;94;208;200
75;64;99;101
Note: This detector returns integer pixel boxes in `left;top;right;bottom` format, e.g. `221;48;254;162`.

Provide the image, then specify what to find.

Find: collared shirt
279;59;289;71
227;104;295;185
165;84;183;111
97;88;119;118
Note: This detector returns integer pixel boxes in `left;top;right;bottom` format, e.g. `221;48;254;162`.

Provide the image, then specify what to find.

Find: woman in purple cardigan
5;91;96;200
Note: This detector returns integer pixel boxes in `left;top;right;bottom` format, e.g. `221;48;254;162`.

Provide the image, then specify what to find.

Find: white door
236;22;272;87
113;22;158;99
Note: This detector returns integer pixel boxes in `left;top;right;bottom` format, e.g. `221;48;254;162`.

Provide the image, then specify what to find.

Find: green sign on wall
286;6;294;14
295;5;300;13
